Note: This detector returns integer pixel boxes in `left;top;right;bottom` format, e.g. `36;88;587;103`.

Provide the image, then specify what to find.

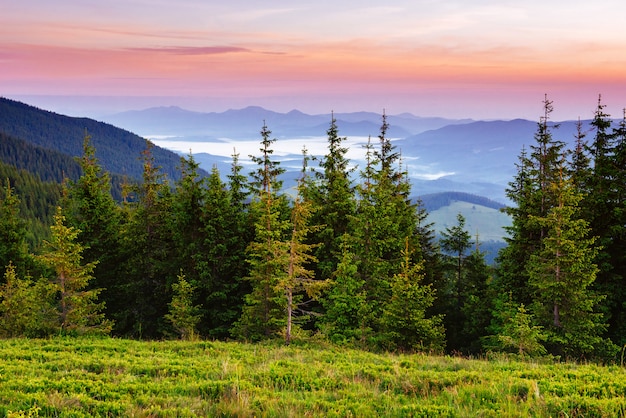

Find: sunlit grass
1;337;625;416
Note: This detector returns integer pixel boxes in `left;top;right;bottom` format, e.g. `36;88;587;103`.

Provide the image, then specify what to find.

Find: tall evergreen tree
118;141;174;337
281;176;326;344
581;97;625;346
233;123;290;340
306;115;356;282
526;165;612;358
496;96;565;308
439;214;474;351
607;110;626;344
0;181;32;278
343;113;430;348
38;208;112;335
198;165;250;338
62;133;125;326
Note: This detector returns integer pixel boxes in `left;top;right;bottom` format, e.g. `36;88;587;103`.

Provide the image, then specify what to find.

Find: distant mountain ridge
103;105;472;139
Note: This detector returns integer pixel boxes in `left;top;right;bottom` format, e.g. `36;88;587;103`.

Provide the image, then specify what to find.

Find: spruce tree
62;133;124;327
582;97;625;346
165;271;202;340
306;114;356;282
118;141;174;337
0;262;56;337
281;176;326;344
233;123;290;340
39;208;112;335
320;238;370;345
199;165;249;338
526;165;612;358
381;238;445;352
439;214;489;352
496;96;565;309
343;113;431;348
0;180;32;278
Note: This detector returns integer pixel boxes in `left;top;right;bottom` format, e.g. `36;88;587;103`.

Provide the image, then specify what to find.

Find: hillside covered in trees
0;97;202;182
1;96;625;361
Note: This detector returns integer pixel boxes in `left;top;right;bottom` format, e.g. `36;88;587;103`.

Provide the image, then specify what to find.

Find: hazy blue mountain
103;106;469;140
396;118;593;202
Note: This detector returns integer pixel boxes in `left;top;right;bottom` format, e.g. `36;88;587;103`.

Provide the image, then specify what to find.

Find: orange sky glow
2;1;626;120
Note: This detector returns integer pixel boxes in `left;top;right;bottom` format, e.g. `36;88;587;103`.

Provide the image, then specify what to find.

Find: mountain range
2;98;596;248
102;105;590;204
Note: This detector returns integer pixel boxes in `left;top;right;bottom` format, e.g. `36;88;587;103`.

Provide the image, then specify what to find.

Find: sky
2;0;626;120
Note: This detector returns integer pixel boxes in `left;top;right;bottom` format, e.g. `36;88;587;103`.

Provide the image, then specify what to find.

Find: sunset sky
2;0;626;120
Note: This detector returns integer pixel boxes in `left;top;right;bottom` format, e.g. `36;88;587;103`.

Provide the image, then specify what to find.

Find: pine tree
526;165;612;358
280;174;328;344
461;246;493;353
439;214;476;352
62;133;124;327
381;238;445;352
0;180;32;278
38;208;112;335
496;96;565;309
119;141;174;337
343;113;430;348
0;262;56;337
199;164;249;338
170;153;206;280
165;271;202;340
320;238;370;345
606;109;626;344
582;97;625;346
306;114;356;282
234;123;290;340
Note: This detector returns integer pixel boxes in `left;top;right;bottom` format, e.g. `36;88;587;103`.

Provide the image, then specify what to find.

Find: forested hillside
0;97;198;181
1;97;625;362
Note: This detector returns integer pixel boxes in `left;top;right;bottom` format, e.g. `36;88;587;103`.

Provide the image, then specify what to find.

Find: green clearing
1;338;625;417
428;201;511;242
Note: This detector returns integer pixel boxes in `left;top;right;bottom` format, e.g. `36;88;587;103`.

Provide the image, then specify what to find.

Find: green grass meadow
1;337;625;417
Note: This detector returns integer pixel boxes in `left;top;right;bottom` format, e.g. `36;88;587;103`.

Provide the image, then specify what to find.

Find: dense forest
1;96;625;361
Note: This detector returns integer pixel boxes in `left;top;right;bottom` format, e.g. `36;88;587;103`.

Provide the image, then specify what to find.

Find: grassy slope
1;337;625;417
428;201;511;242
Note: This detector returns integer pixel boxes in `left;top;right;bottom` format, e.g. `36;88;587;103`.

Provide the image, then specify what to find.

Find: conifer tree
62;133;124;326
0;180;32;278
497;303;547;357
119;141;174;337
526;165;612;358
606;110;626;343
198;164;250;338
281;176;326;344
344;113;430;348
39;208;112;335
234;123;290;340
165;271;202;340
581;97;625;346
0;262;56;337
320;239;370;345
439;214;487;352
171;153;205;280
496;96;565;308
306;115;356;282
381;238;445;352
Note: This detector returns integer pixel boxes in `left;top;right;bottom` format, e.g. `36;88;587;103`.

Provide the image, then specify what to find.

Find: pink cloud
125;46;251;55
